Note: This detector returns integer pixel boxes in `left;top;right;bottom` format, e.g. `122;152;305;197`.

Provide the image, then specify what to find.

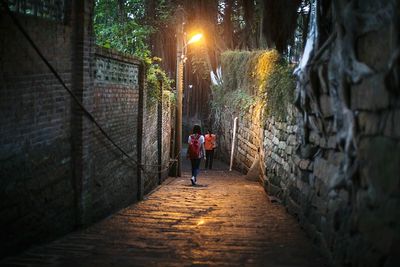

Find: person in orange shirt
204;129;216;169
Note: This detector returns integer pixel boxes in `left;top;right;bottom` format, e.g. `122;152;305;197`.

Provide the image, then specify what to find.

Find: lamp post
174;27;202;177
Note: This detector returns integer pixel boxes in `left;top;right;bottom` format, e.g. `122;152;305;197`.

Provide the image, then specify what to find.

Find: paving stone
0;160;328;267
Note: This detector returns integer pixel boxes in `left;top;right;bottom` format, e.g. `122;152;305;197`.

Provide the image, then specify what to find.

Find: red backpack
188;134;201;159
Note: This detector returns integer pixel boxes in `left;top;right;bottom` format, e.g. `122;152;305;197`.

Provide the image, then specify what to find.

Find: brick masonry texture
143;99;159;193
0;13;75;258
142;92;174;194
91;48;141;221
161;95;173;180
0;3;173;259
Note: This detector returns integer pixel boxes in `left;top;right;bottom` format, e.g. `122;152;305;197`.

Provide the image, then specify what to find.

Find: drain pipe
229;117;238;171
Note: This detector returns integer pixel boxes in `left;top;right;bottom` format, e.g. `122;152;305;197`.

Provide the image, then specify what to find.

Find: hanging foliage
263;63;295;121
212;50;294;121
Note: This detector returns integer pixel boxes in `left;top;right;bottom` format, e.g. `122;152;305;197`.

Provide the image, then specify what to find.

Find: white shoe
191;176;196;185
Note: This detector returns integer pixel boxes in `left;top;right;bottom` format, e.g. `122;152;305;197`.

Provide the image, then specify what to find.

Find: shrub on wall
146;59;174;105
263;63;295;121
211;49;295;123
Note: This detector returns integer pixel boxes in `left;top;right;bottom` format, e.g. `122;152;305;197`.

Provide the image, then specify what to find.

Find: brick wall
91;47;141;220
161;94;173;180
143;98;158;193
143;90;174;194
0;1;173;258
0;11;75;258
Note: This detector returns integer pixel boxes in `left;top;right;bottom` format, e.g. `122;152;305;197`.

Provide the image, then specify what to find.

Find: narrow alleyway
1;159;327;266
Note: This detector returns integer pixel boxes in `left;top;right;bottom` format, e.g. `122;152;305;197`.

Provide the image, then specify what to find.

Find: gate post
137;62;145;200
71;0;94;227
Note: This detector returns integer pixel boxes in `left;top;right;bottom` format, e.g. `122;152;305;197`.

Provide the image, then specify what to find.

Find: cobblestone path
1;161;327;266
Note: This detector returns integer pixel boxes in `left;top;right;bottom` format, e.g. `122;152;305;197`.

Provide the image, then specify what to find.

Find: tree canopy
94;0;309;63
93;0;310;117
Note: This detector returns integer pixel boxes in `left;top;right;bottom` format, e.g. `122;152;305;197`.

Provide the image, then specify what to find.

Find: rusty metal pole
157;79;163;184
137;62;145;200
174;14;184;177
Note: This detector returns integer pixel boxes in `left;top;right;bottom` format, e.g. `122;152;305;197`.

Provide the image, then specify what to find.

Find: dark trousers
190;158;201;178
205;149;214;169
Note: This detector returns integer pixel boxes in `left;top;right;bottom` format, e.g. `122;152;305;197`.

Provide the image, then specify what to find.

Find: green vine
263;63;295;121
146;59;174;105
211;49;295;123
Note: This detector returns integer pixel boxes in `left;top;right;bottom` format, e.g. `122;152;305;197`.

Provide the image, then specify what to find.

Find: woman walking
204;129;216;169
187;125;206;185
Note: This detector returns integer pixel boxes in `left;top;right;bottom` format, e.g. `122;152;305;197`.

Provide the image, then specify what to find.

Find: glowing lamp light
187;33;203;45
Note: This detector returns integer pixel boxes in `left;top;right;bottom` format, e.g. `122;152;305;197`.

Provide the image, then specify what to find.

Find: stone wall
216;107;263;173
215;102;298;194
214;9;400;264
286;1;400;266
262;113;298;200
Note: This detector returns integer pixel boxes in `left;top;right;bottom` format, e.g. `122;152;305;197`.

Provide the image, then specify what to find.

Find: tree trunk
242;0;256;49
224;0;234;49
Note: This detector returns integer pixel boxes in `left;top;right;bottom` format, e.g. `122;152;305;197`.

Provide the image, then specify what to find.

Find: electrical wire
1;1;179;177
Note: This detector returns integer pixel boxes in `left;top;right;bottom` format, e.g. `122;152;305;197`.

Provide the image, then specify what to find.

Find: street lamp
175;31;203;177
187;33;203;45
